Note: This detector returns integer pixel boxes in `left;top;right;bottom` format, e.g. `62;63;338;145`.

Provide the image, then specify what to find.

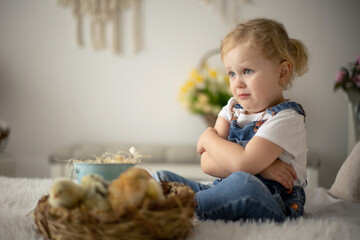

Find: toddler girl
154;18;308;222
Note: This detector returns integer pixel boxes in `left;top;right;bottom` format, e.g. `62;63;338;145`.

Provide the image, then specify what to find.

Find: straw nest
33;182;196;240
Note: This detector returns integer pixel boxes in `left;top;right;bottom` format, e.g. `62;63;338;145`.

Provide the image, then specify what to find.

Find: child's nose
234;77;246;88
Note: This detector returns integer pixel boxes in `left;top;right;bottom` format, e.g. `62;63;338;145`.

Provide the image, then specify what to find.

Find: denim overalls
153;101;306;222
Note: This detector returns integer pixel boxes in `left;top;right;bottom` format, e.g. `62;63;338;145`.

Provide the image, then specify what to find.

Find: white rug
1;176;359;240
188;218;359;240
0;177;52;240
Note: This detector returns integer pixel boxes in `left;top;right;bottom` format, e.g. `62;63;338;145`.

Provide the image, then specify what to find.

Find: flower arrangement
334;56;360;93
178;67;232;116
0;119;10;153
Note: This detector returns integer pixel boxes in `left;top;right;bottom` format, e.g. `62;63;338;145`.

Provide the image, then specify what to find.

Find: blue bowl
72;163;136;183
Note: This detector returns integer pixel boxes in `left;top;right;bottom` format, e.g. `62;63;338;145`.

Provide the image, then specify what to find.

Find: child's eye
228;71;236;78
243;69;253;75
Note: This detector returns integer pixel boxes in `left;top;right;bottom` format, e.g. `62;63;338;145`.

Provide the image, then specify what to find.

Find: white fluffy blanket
1;176;359;240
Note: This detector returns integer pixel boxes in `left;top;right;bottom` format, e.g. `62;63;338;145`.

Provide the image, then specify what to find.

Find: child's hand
259;159;297;190
197;127;218;155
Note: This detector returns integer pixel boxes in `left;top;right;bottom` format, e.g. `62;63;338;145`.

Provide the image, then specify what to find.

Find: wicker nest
33;182;196;240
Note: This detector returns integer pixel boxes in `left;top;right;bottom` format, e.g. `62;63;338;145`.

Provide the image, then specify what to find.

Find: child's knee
226;171;268;196
226;171;254;186
151;170;172;182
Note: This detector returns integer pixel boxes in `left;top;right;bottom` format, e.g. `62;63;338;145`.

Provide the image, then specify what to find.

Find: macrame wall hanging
58;0;142;54
200;0;249;24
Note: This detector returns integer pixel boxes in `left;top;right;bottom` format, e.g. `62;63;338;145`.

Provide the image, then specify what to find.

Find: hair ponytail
289;38;309;78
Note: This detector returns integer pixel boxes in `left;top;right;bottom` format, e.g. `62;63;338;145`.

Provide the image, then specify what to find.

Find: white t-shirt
219;97;308;187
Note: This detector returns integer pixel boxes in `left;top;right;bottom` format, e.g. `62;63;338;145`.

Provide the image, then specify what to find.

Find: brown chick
108;167;164;210
49;178;85;209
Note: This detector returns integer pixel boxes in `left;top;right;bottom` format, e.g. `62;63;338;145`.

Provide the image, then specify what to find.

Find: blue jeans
152;170;305;222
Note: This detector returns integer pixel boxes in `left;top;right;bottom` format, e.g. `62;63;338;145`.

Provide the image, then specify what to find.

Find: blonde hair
220;18;308;88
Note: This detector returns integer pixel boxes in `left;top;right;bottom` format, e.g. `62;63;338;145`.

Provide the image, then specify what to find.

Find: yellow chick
108;167;164;210
81;174;111;211
49;178;85;209
146;177;165;201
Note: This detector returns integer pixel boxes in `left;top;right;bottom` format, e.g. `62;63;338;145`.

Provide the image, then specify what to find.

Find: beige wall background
1;0;359;188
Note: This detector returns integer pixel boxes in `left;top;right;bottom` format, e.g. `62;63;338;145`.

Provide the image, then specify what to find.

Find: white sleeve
255;110;307;158
218;97;236;122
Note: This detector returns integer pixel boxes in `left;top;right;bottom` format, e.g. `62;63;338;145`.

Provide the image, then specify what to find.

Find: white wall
0;0;359;188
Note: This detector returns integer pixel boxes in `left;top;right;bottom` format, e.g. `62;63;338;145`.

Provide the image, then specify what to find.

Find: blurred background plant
0;119;10;153
334;56;360;93
334;56;360;147
178;65;231;126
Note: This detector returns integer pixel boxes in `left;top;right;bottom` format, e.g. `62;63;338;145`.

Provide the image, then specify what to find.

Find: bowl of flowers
334;55;360;94
334;55;360;142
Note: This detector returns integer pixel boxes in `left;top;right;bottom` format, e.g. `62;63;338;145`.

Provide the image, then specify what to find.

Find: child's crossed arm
198;116;296;189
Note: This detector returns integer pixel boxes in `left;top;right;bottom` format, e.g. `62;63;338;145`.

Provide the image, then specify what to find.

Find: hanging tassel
199;0;248;24
133;0;141;53
74;0;83;47
57;0;142;54
110;0;120;53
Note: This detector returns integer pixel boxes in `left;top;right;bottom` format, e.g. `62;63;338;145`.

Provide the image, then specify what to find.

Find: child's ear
279;61;292;87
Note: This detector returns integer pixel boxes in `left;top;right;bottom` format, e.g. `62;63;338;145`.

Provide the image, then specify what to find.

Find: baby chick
49;178;85;209
81;174;111;211
108;167;164;210
146;177;165;201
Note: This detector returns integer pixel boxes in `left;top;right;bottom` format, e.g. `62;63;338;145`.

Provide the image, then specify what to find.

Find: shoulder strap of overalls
231;102;243;121
231;101;305;121
266;101;306;118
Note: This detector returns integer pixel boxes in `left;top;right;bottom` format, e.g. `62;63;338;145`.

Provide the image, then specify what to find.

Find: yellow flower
186;79;195;88
190;69;203;83
208;69;217;78
190;69;200;79
179;86;188;94
180;79;195;94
